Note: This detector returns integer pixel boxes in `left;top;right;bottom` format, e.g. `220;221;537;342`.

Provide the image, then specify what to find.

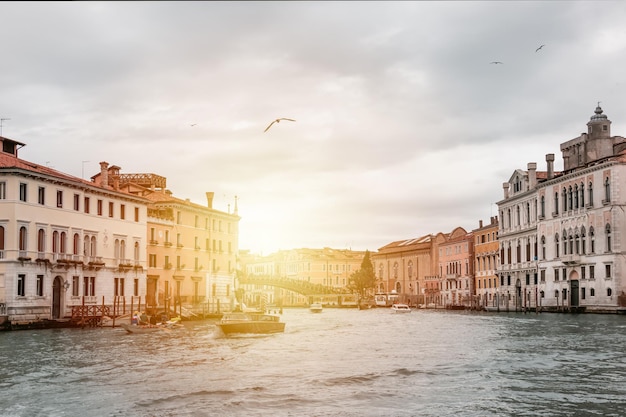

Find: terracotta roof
0;149;94;187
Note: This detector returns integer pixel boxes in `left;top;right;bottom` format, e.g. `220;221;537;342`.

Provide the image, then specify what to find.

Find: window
84;197;90;213
37;229;45;255
588;182;593;206
36;275;44;296
580;183;585;207
134;278;139;296
72;276;79;296
120;204;125;220
73;233;80;255
0;181;5;199
38;187;45;205
540;269;545;282
19;226;27;252
590;288;595;297
590;265;595;279
149;254;156;268
554;268;559;281
108;202;114;218
134;207;139;222
540;196;545;217
56;190;63;208
581;266;586;280
581;287;586;300
73;194;80;211
607;288;612;297
97;199;103;216
0;225;4;256
19;183;27;202
605;264;612;279
554;192;559;215
541;236;546;260
555;233;560;258
17;274;26;296
590;227;595;253
115;278;125;296
604;177;611;202
606;224;612;252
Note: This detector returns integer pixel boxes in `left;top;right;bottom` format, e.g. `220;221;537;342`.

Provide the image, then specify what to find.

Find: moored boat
391;303;411;313
216;312;285;335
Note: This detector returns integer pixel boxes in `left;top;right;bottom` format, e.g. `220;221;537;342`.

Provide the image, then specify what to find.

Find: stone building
498;105;626;313
472;217;500;309
437;227;474;307
0;138;149;327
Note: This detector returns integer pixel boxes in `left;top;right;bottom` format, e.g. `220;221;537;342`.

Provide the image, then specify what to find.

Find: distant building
498;105;626;313
472;217;500;309
371;235;440;306
0;138;149;327
437;227;474;308
240;247;365;307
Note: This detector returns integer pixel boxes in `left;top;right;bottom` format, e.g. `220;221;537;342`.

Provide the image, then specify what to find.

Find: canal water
0;308;624;417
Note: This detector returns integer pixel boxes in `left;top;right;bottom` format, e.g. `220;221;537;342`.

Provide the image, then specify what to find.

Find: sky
1;1;626;255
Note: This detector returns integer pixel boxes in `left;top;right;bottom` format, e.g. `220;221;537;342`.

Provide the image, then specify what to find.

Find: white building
497;106;626;313
0;136;149;327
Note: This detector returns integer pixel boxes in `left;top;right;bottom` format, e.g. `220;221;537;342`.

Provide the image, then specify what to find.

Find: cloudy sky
1;2;626;255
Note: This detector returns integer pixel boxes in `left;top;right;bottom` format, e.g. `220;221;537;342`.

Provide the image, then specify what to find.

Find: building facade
472;217;500;309
0;138;149;327
371;235;440;306
437;227;474;307
498;105;626;313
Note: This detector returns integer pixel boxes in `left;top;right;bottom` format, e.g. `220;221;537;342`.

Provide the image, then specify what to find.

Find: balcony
164;241;173;247
149;240;159;245
561;254;581;266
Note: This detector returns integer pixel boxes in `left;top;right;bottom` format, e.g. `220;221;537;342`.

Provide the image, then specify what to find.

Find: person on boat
139;311;149;325
131;311;139;325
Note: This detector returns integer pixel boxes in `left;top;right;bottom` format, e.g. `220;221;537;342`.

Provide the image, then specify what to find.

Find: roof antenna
0;118;10;136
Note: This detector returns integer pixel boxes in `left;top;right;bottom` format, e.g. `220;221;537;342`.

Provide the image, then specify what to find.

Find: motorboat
391;304;411;313
309;302;323;313
120;317;182;334
216;312;285;335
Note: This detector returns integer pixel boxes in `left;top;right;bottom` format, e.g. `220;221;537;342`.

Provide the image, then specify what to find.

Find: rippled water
0;309;625;417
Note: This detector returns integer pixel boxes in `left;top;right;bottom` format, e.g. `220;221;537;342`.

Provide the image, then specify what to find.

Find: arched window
83;235;90;256
134;242;140;262
555;233;560;258
568;186;573;210
19;226;27;251
37;229;45;254
562;231;567;255
90;236;96;257
526;202;530;224
580;182;585;207
507;209;511;228
574;184;579;208
554;192;559;214
590;227;595;253
541;235;546;260
575;231;580;254
562;187;567;212
606;224;612;252
526;239;531;262
52;231;59;254
607;288;612;297
114;239;120;261
408;261;413;278
540;195;545;217
581;227;586;254
569;234;573;255
73;233;80;255
588;182;594;206
378;265;384;280
0;226;4;252
516;206;520;226
393;262;398;279
604;177;611;202
60;232;67;254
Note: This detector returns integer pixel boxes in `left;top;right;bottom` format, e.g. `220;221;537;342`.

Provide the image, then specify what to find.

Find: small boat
216;312;285;335
120;317;182;334
391;304;411;313
309;302;323;313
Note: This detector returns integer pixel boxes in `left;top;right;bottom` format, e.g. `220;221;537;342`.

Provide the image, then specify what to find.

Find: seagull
264;118;296;132
190;123;197;127
535;44;545;52
490;61;503;64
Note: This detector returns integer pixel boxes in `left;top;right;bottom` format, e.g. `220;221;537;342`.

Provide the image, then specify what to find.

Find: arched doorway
52;276;63;319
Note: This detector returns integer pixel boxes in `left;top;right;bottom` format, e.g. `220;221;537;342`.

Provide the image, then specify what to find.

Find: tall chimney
546;154;555;179
206;192;214;209
528;162;537;189
503;182;510;199
479;220;483;228
99;161;109;188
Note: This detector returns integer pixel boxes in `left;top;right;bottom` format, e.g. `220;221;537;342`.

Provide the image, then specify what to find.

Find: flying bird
264;118;296;132
490;61;503;64
190;123;197;127
535;44;545;52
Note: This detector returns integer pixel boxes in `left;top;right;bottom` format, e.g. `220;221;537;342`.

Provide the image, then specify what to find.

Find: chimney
206;192;214;209
546;153;555;179
528;162;537;189
479;220;483;228
503;182;510;199
99;161;109;188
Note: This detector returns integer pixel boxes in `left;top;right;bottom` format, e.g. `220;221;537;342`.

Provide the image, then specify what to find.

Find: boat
120;317;182;334
216;312;285;335
309;302;323;313
391;304;411;313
